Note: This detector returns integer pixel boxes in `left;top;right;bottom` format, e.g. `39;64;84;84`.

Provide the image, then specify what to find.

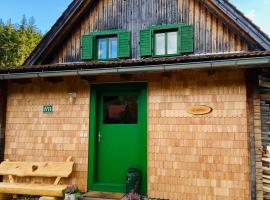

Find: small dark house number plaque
43;105;53;113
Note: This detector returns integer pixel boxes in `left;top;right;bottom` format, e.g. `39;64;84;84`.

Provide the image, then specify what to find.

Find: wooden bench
0;157;74;200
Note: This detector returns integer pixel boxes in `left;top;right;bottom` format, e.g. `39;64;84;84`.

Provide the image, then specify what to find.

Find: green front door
88;83;147;194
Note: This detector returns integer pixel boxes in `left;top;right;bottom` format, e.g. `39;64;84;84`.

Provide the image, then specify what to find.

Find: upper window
98;37;118;60
81;30;131;61
139;24;194;58
154;31;178;56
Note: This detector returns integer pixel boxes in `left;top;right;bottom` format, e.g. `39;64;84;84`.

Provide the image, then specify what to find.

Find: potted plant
125;190;141;200
64;185;81;200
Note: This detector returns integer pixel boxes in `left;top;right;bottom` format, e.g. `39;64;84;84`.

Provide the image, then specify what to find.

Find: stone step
79;198;118;200
78;191;125;200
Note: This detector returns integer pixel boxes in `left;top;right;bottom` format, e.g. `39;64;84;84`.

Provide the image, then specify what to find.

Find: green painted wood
139;29;152;57
83;25;193;60
140;23;194;57
84;29;131;60
88;83;147;194
179;25;194;54
118;32;131;58
81;35;94;60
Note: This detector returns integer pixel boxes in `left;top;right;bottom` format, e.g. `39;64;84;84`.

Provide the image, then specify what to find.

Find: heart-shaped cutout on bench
32;165;38;172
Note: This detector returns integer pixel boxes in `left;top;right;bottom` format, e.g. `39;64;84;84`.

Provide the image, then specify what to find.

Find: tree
0;16;42;67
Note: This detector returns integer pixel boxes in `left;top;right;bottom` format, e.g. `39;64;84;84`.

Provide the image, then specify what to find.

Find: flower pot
64;194;78;200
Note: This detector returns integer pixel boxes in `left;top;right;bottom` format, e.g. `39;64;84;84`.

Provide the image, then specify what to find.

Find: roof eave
2;56;270;80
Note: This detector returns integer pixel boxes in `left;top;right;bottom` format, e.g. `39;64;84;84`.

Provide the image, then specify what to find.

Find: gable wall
46;0;249;64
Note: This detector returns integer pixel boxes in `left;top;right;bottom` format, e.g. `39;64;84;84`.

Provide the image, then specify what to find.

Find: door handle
98;131;103;142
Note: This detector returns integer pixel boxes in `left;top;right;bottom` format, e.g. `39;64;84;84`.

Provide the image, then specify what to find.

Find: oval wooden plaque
186;105;213;115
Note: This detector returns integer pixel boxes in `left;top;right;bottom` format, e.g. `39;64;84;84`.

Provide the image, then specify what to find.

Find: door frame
88;82;148;193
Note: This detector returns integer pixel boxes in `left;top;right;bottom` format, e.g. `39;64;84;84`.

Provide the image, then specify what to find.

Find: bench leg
0;194;12;200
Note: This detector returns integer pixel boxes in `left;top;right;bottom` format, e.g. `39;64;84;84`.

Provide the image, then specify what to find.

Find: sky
230;0;270;37
0;0;72;34
0;0;269;37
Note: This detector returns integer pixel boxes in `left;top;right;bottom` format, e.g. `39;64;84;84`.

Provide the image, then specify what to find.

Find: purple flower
126;191;140;200
65;185;79;194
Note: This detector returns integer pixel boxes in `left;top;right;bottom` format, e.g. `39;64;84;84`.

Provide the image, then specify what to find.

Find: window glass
104;96;138;124
98;38;107;59
167;31;178;54
155;33;165;55
109;37;118;59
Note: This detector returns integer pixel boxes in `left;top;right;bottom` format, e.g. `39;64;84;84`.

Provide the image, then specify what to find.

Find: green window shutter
139;29;152;57
81;34;94;60
118;32;131;58
179;25;194;54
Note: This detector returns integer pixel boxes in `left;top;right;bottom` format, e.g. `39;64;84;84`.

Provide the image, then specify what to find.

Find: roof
23;0;270;66
3;51;270;74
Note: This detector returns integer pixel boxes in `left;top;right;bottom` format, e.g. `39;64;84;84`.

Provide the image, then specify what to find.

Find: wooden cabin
0;0;270;199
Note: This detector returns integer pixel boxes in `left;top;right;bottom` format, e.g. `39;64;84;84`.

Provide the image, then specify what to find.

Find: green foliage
0;16;42;67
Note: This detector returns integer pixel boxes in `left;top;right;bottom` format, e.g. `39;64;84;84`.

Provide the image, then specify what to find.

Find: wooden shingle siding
47;0;250;64
5;70;250;199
